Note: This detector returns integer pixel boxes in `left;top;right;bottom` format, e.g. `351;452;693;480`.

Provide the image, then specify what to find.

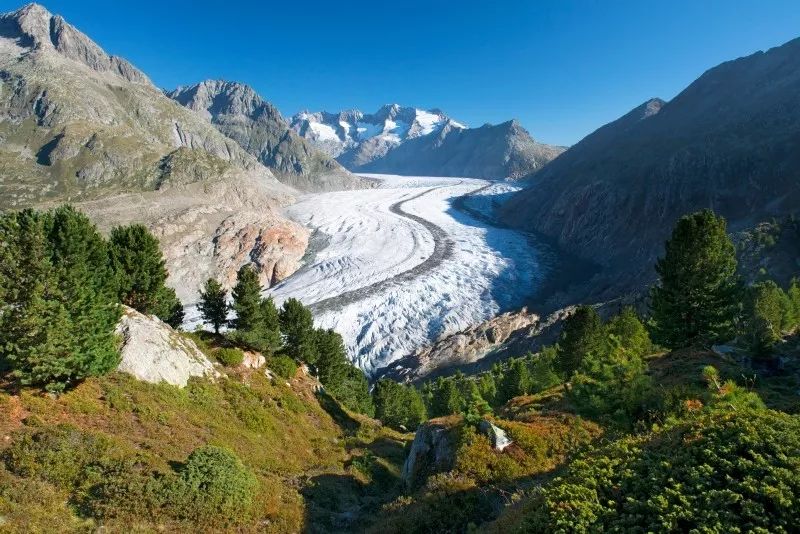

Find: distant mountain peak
1;2;152;85
168;80;360;191
290;104;562;179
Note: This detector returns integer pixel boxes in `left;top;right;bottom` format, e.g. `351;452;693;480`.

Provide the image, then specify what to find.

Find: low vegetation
2;203;799;532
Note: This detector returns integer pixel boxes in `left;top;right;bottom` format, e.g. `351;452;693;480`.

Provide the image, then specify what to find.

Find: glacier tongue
266;174;548;375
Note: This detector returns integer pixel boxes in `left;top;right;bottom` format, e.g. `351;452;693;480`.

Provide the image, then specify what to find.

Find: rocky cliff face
0;4;308;301
168;80;364;191
378;307;576;382
292;105;564;179
502;37;800;293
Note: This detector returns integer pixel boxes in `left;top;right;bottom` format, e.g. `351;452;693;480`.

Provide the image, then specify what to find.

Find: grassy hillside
0;365;412;532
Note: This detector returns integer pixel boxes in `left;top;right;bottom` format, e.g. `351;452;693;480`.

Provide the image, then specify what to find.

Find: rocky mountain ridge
502;36;800;296
168;80;364;191
292;104;564;179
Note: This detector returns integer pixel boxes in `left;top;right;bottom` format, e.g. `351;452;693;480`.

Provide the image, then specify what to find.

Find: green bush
267;354;298;379
214;347;244;367
3;424;118;490
169;445;257;524
521;409;800;532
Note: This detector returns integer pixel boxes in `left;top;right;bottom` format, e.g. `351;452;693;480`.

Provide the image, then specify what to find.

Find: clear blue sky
5;0;800;145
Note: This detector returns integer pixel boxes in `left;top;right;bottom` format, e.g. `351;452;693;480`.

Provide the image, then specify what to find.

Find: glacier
266;175;550;375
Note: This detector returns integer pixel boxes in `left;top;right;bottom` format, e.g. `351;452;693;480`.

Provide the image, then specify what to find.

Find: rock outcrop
291;105;564;180
168;80;363;192
378;307;575;382
478;420;513;451
401;417;457;489
115;307;218;387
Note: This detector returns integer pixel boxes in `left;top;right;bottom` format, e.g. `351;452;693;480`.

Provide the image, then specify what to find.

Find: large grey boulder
115;307;218;387
401;418;456;489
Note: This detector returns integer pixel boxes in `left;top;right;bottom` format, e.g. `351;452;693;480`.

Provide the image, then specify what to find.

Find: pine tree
315;328;348;386
570;336;651;427
555;306;604;385
280;298;318;363
786;278;800;331
331;365;374;417
199;279;228;334
464;381;492;425
373;379;427;430
153;286;184;328
44;206;120;384
109;224;181;325
477;373;498;406
1;206;120;391
649;210;741;348
429;377;465;417
606;307;651;358
743;280;790;356
499;357;531;403
230;265;263;331
227;266;281;352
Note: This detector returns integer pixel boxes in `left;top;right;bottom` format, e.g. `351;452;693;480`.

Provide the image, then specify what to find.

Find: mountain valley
0;3;799;533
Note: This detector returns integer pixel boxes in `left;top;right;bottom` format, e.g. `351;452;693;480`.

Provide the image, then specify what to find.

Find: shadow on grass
315;389;361;435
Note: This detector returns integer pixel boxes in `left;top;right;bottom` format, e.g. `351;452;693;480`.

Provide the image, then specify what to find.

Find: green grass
0;369;411;532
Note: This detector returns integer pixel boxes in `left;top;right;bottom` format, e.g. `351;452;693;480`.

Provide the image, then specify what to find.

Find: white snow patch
308;121;340;142
414;110;445;136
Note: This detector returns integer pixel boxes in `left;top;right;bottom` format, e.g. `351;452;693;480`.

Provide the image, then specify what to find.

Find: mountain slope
0;3;307;301
292;105;564;179
502;37;800;291
360;119;564;179
168;80;364;191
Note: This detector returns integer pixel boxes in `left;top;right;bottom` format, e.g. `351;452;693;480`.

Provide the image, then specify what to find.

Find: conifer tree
649;210;741;348
227;266;281;352
477;373;498;406
464;381;492;425
606;307;651;358
230;265;263;331
430;377;464;417
555;306;604;386
315;328;348;386
499;357;531;403
373;379;427;430
1;206;120;391
743;280;790;355
44;206;120;383
786;278;800;330
109;224;182;325
280;298;318;363
570;336;651;427
199;279;228;334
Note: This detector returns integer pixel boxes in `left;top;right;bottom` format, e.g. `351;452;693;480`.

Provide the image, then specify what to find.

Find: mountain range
167;80;364;191
502;36;800;296
291;105;564;179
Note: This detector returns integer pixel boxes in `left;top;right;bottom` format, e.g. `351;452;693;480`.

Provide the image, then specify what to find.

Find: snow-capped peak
289;104;465;161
